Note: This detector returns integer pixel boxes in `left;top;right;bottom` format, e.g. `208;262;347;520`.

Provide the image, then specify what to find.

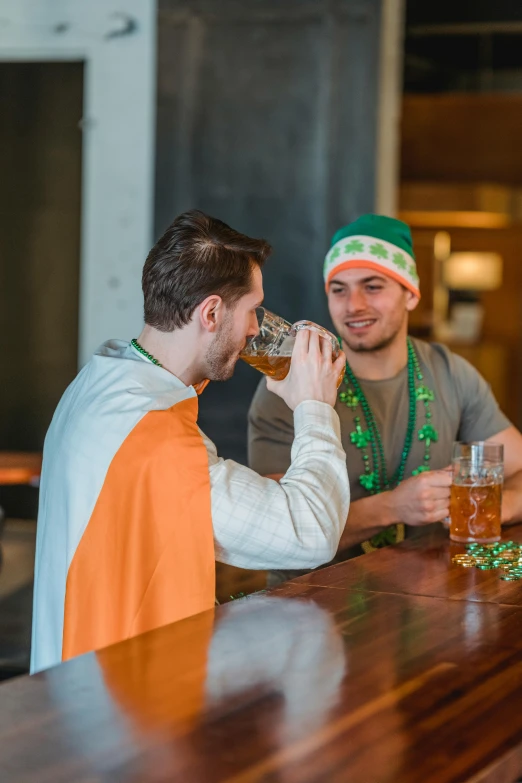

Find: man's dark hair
142;209;272;331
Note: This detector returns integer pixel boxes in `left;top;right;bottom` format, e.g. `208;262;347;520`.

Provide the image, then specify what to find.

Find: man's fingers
291;327;309;361
426;487;452;501
292;328;338;365
418;498;450;522
431;498;450;513
320;333;332;361
333;350;346;374
421;470;453;487
307;329;321;357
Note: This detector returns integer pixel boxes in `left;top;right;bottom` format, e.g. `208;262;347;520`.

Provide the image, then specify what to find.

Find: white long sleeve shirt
31;340;349;672
205;399;349;570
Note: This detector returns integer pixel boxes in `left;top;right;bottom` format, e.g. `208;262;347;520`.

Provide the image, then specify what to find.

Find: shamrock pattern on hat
344;239;364;254
324;244;341;272
409;264;419;283
369;243;388;259
324;233;420;295
392;252;407;270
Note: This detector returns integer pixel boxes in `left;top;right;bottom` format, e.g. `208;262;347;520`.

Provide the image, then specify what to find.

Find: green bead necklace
131;338;163;367
339;337;438;550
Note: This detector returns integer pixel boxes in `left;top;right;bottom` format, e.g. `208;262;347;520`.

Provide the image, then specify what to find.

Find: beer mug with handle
240;307;344;387
449;441;504;543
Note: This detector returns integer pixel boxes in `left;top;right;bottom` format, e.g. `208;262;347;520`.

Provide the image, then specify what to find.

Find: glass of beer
449;441;504;543
240;307;343;384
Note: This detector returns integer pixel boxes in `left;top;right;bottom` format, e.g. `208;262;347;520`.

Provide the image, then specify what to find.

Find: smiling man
248;213;522;585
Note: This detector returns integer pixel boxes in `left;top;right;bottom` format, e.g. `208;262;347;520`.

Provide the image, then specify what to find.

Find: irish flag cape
31;340;215;673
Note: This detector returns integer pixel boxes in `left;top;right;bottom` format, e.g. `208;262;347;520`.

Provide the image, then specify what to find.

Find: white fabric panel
31;340;194;673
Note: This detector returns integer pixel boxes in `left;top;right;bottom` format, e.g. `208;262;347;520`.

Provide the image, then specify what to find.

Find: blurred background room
1;0;522;677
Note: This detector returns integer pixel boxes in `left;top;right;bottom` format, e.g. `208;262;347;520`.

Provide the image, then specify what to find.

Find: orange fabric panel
193;379;210;395
62;397;215;662
98;607;215;734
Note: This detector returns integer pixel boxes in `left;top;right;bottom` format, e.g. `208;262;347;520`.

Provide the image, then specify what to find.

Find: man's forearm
502;470;522;524
338;492;398;551
265;471;401;551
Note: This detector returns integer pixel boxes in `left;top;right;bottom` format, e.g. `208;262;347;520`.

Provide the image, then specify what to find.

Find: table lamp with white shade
437;252;503;343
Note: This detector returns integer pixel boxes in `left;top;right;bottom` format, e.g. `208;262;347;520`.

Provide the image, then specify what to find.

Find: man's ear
406;290;420;313
198;295;225;334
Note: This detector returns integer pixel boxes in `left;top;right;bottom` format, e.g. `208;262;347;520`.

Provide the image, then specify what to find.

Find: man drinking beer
31;210;348;672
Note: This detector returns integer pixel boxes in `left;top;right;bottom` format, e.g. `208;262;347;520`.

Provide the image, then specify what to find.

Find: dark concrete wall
156;0;384;463
0;63;82;453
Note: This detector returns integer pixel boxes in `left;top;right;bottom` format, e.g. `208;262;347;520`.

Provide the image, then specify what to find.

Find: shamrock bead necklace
339;337;438;495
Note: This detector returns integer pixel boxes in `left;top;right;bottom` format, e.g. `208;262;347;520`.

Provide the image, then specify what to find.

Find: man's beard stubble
340;312;407;355
344;329;399;354
205;315;240;381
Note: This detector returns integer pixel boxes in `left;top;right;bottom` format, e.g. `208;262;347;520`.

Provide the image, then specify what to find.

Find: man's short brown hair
142;210;272;331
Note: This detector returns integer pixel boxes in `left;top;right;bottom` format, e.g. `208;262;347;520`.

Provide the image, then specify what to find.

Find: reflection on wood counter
2;524;522;782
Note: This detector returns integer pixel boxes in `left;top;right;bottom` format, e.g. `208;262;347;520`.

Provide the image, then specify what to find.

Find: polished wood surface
272;524;522;607
0;452;41;486
2;525;522;782
215;562;266;604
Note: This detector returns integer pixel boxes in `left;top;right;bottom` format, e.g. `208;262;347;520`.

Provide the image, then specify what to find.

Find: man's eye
366;285;382;292
331;288;344;294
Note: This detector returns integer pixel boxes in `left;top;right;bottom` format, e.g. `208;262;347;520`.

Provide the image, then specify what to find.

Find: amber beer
449;442;503;544
242;352;345;387
241;353;292;381
240;308;344;385
449;481;502;544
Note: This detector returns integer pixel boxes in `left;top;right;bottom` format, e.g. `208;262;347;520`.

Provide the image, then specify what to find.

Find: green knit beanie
324;214;420;297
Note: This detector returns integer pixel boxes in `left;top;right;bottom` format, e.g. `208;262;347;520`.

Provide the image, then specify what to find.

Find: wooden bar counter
2;524;522;782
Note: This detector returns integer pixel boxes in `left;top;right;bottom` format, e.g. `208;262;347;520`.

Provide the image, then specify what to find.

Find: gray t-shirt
248;338;511;581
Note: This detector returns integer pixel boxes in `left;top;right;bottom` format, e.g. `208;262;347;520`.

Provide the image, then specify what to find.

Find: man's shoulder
411;337;473;382
50;354;195;442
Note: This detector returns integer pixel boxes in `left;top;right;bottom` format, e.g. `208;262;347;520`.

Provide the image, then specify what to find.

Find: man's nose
249;312;260;338
346;289;367;312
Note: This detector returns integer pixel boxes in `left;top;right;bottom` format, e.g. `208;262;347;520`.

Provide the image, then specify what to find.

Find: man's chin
207;358;239;382
341;332;374;352
342;333;395;354
346;340;379;353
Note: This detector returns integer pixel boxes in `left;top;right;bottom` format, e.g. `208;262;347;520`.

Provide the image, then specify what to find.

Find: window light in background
443;252;503;291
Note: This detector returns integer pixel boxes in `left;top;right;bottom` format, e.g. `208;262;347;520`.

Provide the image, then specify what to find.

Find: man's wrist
293;400;340;437
338;492;399;552
379;489;401;527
